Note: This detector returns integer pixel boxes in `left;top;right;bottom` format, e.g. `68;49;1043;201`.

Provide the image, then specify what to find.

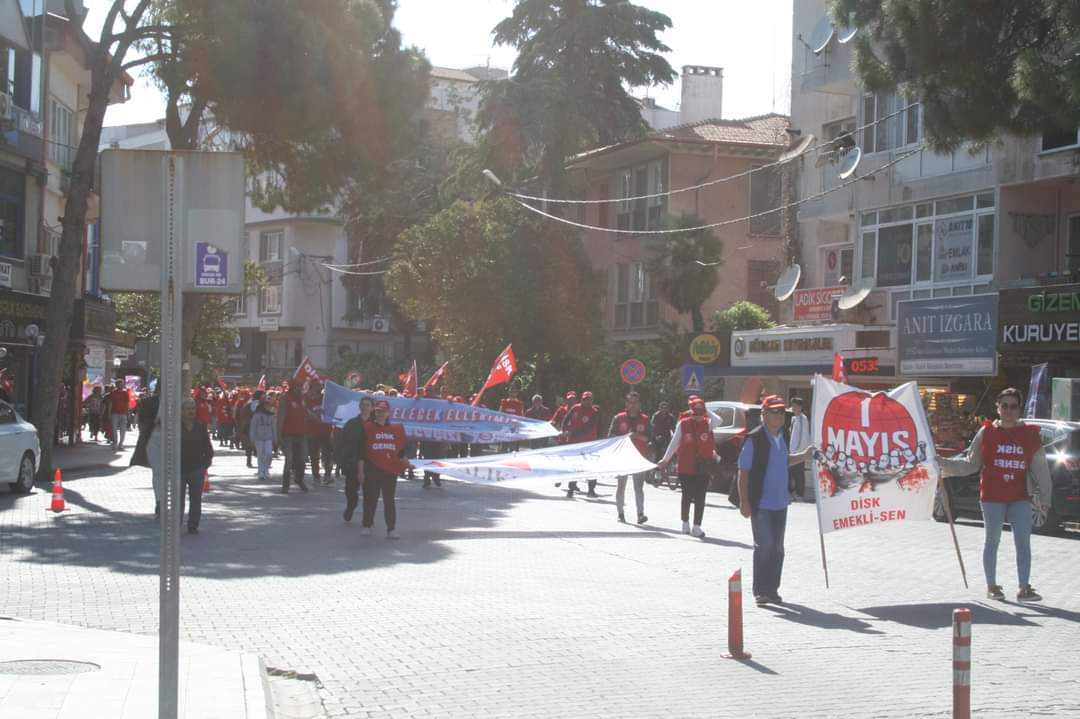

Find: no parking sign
620;359;646;385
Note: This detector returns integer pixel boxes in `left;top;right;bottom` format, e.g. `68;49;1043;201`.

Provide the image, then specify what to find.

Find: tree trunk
33;59;116;481
691;307;705;333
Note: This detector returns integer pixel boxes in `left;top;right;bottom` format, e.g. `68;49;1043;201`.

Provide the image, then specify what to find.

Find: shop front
998;282;1080;391
0;289;49;417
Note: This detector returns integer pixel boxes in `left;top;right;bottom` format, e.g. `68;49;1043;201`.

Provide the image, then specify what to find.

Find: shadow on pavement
0;466;542;580
763;602;886;634
856;602;1040;629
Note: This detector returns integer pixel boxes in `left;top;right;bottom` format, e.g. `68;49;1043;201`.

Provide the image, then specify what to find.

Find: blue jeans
750;507;787;598
980;500;1032;587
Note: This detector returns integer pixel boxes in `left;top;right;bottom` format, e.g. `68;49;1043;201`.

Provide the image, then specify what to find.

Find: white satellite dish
837;24;857;43
838;282;873;311
809;16;835;54
774;264;802;302
837;146;863;180
779;133;815;163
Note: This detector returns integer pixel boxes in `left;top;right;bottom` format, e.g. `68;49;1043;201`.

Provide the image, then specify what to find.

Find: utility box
1051;378;1080;421
98;150;246;294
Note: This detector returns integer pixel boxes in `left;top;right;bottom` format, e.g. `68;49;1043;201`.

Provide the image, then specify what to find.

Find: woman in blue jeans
939;388;1052;602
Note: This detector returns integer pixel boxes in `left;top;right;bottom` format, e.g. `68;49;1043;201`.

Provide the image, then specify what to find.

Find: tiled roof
651;113;791;147
430;66;480;83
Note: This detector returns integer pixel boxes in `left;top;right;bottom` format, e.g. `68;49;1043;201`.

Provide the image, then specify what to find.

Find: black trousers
344;466;361;516
679;474;708;525
362;468;398;530
309;434;333;478
179;470;204;529
281;434;307;490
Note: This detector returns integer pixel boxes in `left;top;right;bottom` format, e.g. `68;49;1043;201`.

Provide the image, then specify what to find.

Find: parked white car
0;400;40;494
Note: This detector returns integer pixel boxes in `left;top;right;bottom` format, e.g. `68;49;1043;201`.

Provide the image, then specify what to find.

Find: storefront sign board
896;294;998;376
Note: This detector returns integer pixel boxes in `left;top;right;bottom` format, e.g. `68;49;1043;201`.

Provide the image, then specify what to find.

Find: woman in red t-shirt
362;400;412;539
940;388;1052;603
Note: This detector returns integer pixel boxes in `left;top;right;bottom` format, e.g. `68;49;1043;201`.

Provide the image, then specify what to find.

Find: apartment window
1041;128;1080;153
259;230;283;262
862;93;921;154
229;292;246;316
821;245;854;286
614;159;667;232
259;284;282;314
48;97;74;169
0;166;24;259
268;338;301;368
749;163;782;236
613;261;659;330
1068;216;1080;273
858;193;996;298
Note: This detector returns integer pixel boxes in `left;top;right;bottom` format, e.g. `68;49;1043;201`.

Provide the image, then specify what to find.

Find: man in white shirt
788;397;810;501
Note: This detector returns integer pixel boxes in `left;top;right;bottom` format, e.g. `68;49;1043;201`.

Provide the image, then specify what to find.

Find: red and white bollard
724;569;751;660
952;608;971;719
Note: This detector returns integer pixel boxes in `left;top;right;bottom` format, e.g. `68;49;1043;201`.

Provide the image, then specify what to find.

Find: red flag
398;360;418;397
832;352;847;384
256;374;267;391
292;356;320;386
472;344;517;406
422;361;449;392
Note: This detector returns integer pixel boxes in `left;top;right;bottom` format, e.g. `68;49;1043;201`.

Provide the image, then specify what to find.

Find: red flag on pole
422;361;449;392
398;360;418;397
256;374;267;391
292;356;320;386
472;344;517;406
832;352;847;384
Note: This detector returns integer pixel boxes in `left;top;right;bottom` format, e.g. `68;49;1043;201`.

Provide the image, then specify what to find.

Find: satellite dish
779;133;815;163
774;264;802;302
837;146;862;180
837;24;857;43
838;282;873;311
809;16;835;54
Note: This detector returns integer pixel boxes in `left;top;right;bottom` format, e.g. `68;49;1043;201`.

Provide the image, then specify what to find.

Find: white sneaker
691;525;706;538
359;527;372;536
387;530;400;540
682;521;691;534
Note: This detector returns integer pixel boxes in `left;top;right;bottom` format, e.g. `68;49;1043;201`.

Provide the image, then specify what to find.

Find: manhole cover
0;660;101;675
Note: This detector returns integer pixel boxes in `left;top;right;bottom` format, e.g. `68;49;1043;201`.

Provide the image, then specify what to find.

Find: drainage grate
0;660;101;675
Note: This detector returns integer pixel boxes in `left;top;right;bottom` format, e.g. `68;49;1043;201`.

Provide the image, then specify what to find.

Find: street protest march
412;435;657;487
812;376;939;534
320;380;560;444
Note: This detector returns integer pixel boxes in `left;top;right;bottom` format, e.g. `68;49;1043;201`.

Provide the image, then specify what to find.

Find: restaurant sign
897;294;999;376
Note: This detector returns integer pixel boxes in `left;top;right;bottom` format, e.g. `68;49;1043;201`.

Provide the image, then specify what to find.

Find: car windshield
746;408;762;430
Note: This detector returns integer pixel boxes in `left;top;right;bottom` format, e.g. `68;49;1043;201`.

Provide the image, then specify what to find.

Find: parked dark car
934;419;1080;534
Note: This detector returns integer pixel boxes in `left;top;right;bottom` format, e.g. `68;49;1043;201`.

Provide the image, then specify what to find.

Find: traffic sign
620;358;646;385
682;364;705;395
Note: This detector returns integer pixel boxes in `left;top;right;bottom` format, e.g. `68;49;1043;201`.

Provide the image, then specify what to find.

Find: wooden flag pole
938;476;969;589
817;523;830;589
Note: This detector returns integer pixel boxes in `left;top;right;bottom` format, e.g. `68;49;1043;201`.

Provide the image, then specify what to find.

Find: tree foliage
482;0;675;192
832;0;1080;150
384;196;601;394
711;301;777;335
647;214;722;333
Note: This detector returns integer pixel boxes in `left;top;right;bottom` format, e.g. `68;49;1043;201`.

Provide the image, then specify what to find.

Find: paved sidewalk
51;438;135;474
0;616;269;718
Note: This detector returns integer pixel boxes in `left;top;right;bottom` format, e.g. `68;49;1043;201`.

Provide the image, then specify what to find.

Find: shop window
0;166;25;259
933;216;974;283
750;163;782;236
876;225;913;287
977;215;995;276
915;224;933;282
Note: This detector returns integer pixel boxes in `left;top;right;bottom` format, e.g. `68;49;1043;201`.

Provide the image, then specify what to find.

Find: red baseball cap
762;394;786;410
566;391;577;400
581;391;593;399
689;397;705;408
374;399;391;412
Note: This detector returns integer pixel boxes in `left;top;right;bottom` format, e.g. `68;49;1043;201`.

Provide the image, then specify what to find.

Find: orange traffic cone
50;468;65;512
202;470;211;493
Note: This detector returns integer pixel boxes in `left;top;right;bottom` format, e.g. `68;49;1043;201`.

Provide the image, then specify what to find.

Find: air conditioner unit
29;254;53;277
29;276;52;296
0;93;12;121
371;316;390;333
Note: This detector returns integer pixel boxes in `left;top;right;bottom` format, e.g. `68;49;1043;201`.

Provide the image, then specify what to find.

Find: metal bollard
952;608;971;719
724;569;751;660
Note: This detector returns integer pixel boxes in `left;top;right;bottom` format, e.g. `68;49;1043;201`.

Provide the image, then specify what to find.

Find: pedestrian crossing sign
682;364;705;395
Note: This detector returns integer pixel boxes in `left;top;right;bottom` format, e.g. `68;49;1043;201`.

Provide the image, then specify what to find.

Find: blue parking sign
681;364;704;395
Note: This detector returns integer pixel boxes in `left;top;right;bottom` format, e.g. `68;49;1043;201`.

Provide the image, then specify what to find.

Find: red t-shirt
979;421;1042;503
365;421;407;475
499;398;525;416
281;395;308;436
612;410;650;456
675;415;715;476
195;399;211;425
109;389;130;414
305;396;332;437
564;403;600;443
215;398;233;425
550;405;569;428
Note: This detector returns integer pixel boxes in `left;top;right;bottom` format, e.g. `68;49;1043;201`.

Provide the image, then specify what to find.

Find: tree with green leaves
832;0;1080;150
647;214;722;333
385;196;600;395
711;301;777;335
482;0;675;193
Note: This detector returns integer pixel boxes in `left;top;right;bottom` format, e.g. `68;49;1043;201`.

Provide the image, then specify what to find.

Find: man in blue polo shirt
737;395;813;606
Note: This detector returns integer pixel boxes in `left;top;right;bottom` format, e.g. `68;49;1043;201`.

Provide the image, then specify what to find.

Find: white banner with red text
412;435;656;487
812;376;938;534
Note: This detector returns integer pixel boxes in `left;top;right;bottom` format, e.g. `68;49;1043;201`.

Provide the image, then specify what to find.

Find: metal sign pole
159;154;183;719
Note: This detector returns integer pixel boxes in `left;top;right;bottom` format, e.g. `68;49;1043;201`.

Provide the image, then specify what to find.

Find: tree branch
122;53;172;72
